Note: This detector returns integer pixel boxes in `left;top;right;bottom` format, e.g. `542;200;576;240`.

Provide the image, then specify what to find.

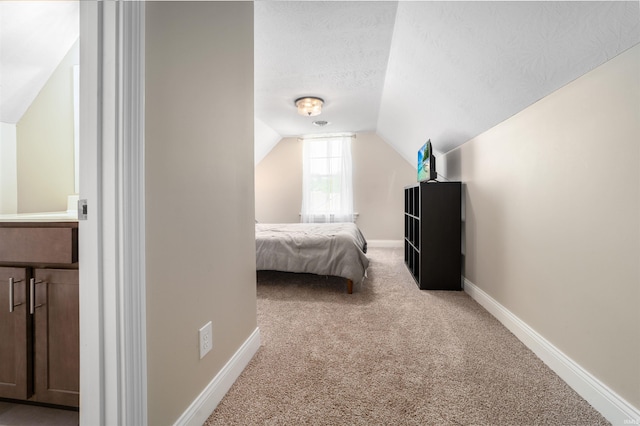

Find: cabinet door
420;182;462;290
0;267;31;400
32;268;79;407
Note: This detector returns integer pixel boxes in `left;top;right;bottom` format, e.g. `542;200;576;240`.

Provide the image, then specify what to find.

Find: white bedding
255;222;369;284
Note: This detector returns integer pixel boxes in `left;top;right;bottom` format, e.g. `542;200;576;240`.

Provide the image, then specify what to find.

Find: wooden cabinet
404;181;462;290
0;227;77;264
0;267;31;400
0;222;79;408
33;268;79;406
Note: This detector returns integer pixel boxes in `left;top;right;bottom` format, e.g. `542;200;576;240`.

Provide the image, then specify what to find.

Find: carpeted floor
205;247;609;425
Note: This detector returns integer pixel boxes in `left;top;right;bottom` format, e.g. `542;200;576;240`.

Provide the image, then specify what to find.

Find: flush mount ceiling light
312;120;329;127
295;97;324;117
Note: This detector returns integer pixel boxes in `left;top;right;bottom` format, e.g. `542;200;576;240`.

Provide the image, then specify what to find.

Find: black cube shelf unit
404;181;462;290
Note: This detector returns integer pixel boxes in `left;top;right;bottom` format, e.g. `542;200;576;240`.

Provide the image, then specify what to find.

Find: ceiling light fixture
295;97;324;117
312;120;329;127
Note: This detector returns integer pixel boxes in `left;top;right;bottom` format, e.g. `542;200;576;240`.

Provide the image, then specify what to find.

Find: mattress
255;222;369;284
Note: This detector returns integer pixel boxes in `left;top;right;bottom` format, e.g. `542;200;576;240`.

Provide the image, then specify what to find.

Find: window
301;135;354;223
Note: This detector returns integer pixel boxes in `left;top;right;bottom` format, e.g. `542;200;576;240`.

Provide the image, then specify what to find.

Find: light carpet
205;247;608;425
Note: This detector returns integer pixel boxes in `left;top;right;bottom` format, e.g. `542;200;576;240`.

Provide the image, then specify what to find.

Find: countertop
0;211;78;223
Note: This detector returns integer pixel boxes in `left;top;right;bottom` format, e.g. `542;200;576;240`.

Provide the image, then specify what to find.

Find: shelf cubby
403;181;462;291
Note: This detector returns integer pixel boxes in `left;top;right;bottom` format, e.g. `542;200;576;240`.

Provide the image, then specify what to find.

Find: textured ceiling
378;1;640;162
1;2;638;166
0;1;79;124
255;1;640;165
254;1;398;137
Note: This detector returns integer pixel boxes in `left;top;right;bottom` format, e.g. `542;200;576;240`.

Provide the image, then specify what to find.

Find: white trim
79;2;147;424
464;278;640;425
367;240;403;248
79;2;106;423
297;212;360;220
298;132;356;141
97;3;122;423
174;328;261;426
119;2;147;425
73;64;79;194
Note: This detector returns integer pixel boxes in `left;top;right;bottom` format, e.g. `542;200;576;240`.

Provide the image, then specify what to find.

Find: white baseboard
367;240;403;248
174;327;261;426
464;278;640;426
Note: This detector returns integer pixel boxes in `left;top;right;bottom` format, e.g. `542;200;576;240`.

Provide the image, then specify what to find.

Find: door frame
79;2;147;424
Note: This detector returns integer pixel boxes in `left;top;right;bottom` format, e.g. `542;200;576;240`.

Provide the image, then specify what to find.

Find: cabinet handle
29;278;45;315
8;278;24;313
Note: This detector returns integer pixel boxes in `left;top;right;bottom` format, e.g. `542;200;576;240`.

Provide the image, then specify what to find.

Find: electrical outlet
199;321;213;359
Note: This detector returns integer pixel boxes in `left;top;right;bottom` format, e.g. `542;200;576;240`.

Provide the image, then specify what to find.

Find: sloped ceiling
1;1;638;164
0;1;79;124
255;1;640;165
255;1;398;137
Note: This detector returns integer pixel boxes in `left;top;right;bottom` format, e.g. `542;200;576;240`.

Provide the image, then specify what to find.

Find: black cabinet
404;181;461;290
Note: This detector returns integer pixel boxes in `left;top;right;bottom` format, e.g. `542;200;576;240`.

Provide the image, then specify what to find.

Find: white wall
255;132;416;241
16;40;78;213
440;44;640;411
145;3;256;424
0;122;17;214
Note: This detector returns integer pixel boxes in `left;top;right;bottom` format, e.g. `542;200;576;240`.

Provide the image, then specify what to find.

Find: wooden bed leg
347;279;353;294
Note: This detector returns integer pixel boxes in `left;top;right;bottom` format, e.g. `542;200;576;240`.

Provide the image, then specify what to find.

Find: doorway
0;2;79;422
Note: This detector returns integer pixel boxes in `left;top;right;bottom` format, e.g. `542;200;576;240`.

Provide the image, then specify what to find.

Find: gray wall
440;44;640;409
255;132;416;241
145;3;256;424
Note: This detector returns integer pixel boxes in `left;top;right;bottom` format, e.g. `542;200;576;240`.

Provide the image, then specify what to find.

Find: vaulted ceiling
0;1;79;124
254;1;640;165
2;1;638;168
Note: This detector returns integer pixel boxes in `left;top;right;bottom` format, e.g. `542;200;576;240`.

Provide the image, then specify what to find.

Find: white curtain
301;135;354;223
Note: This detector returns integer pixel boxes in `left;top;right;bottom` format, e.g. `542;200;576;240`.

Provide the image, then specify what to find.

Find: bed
255;222;369;294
